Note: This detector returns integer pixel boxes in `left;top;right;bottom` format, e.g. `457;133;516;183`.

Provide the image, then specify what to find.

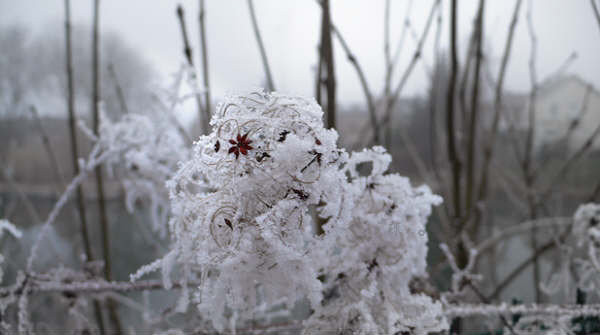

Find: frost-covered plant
131;89;446;333
99;112;190;236
542;203;600;298
574;203;600;264
305;147;446;335
570;203;600;295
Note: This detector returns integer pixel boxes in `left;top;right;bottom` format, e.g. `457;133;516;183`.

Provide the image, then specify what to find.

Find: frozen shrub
129;89;446;333
305;147;446;335
99;113;190;236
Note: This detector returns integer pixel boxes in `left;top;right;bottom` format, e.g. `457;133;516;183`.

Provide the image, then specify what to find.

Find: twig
464;0;485;217
538;120;600;203
446;0;462;223
522;0;542;303
107;63;129;115
445;302;600;318
32;279;200;294
198;0;212;118
64;0;93;267
330;25;376;143
379;0;440;143
390;0;414;80
317;0;336;130
65;0;104;330
384;0;391;103
486;226;571;301
466;282;517;335
591;0;600;34
458;29;476;131
176;4;209;133
476;0;524;208
474;217;571;257
91;0;122;330
247;0;275;92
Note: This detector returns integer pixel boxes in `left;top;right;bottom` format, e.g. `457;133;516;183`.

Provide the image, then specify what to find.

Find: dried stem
474;217;571;258
591;0;600;34
329;25;376;143
476;0;523;209
176;4;209;133
446;0;462;223
522;0;542;303
64;0;93;267
464;0;485;217
445;302;600;318
198;0;212;117
390;0;414;74
317;0;336;130
379;0;439;143
383;0;392;105
91;0;122;330
486;226;571;301
247;0;275;92
65;0;104;330
107;63;128;114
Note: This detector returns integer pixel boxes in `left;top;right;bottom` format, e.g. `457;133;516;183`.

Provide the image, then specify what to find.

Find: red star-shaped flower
228;133;253;159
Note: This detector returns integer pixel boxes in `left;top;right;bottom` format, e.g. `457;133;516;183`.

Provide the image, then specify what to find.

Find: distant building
512;75;600;151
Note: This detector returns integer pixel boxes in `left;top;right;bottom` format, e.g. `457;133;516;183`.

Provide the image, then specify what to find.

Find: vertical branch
176;4;209;133
91;0;122;331
446;0;462;223
591;0;600;34
318;0;336;130
383;0;392;102
198;0;212;117
247;0;276;92
465;0;485;217
458;32;475;131
65;0;93;268
523;0;541;303
390;0;414;76
64;0;106;331
315;42;323;105
477;0;523;204
107;64;128;115
330;25;376;143
379;0;439;144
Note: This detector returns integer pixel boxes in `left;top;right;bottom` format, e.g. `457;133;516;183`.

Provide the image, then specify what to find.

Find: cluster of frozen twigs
2;89;600;334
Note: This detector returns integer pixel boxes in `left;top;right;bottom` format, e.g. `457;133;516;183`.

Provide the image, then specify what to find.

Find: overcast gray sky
2;0;600;106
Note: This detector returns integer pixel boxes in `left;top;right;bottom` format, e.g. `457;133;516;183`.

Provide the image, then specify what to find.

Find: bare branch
445;302;600;318
317;0;336;130
379;0;440;143
247;0;276;92
446;0;462;222
591;0;600;34
91;0;122;329
464;0;485;216
107;63;129;115
176;4;209;133
330;25;377;143
199;0;212;118
477;0;524;207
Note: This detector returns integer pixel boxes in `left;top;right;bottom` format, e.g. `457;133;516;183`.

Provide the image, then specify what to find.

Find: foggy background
3;0;599;110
